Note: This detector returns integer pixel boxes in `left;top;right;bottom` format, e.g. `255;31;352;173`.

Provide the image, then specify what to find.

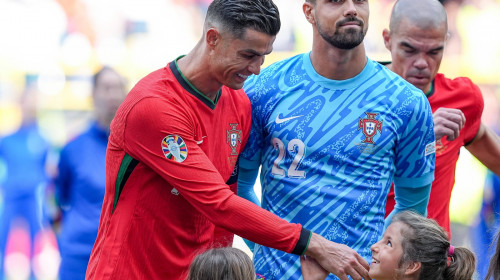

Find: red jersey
85;61;309;280
386;73;484;236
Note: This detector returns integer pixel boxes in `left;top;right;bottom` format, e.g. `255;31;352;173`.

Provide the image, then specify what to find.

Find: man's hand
301;255;329;280
305;233;370;280
433;107;465;141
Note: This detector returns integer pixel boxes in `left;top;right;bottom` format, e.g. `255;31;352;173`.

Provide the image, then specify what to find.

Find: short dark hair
205;0;280;39
92;66;115;88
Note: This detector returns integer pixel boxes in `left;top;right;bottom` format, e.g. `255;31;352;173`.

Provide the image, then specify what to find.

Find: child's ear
404;261;422;277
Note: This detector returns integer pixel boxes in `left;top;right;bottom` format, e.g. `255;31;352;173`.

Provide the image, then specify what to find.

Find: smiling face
383;17;447;93
369;222;406;280
210;28;275;90
307;0;369;49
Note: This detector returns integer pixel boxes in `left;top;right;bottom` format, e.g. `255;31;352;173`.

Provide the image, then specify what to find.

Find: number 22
271;138;306;178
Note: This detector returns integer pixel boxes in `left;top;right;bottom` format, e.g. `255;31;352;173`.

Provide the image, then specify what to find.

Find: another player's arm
466;123;500;176
237;161;261;251
300;255;329;280
127;97;370;280
387;88;435;227
304;233;370;280
52;148;73;228
385;183;431;228
433;107;465;141
125;97;308;250
54;148;72;212
237;164;261;206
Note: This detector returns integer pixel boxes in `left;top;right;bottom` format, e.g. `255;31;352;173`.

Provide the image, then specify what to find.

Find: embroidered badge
425;141;436;156
226;123;242;156
162;135;188;162
435;139;447;155
358;112;383;144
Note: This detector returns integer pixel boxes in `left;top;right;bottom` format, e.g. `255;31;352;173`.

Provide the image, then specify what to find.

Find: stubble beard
318;18;367;50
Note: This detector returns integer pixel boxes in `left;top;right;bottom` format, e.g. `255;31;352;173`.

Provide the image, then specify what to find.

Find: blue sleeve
237;161;260;252
55;147;72;211
384;183;432;229
237;163;260;206
394;88;435;187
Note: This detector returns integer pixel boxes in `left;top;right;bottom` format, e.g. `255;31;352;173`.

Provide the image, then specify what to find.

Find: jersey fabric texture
386;73;484;236
85;60;309;280
56;122;109;280
239;53;436;280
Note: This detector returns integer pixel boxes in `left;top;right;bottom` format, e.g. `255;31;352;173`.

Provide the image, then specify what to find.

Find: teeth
237;74;248;79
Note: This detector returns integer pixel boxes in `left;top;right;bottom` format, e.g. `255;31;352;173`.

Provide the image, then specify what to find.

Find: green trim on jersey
113;153;139;212
425;80;435;98
174;55;221;107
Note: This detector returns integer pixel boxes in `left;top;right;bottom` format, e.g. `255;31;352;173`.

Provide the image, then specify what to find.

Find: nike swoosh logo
196;136;206;145
275;114;303;124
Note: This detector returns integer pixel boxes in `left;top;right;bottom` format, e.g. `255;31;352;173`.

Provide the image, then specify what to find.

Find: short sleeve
394;89;436;187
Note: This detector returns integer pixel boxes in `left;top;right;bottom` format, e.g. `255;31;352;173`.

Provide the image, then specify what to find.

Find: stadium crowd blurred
0;0;498;279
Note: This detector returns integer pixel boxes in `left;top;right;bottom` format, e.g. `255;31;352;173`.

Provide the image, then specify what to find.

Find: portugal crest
161;135;188;162
226;123;242;156
358;112;383;144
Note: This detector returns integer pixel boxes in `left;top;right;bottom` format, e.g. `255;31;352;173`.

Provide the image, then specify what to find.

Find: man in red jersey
383;0;500;237
85;1;370;280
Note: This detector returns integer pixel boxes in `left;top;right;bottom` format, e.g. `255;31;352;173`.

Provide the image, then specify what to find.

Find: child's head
370;211;476;280
186;247;255;280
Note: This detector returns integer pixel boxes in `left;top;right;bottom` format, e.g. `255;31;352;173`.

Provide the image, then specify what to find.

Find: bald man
383;0;500;237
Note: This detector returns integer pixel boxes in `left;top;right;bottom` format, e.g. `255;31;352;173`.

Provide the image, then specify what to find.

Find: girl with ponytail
301;210;476;280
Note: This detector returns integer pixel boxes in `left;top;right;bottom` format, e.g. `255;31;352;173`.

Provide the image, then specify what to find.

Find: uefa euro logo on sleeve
162;135;188;162
425;141;436;156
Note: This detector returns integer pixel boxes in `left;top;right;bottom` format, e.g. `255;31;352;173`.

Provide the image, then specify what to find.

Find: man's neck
383;62;434;95
309;42;367;80
177;46;221;101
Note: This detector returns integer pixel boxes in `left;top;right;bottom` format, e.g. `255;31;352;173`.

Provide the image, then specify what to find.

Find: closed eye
241;53;255;60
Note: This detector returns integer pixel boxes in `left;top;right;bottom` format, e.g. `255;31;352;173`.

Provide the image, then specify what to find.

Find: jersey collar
424;80;435;98
169;55;221;110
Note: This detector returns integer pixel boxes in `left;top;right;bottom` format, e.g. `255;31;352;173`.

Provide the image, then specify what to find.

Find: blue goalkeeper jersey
239;53;435;280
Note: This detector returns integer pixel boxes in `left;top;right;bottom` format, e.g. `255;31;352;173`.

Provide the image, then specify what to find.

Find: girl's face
369;222;406;280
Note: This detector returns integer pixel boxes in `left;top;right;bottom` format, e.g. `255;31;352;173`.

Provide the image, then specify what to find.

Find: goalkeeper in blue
237;0;436;279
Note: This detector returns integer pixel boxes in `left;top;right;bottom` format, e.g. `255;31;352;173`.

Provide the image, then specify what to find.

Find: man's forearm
467;124;500;175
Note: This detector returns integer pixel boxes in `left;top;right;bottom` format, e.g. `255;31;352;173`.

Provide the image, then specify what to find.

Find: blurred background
0;0;498;279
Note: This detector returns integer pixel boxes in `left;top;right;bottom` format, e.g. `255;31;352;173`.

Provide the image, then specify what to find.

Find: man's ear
303;2;315;25
404;261;421;277
206;28;220;50
382;28;392;51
